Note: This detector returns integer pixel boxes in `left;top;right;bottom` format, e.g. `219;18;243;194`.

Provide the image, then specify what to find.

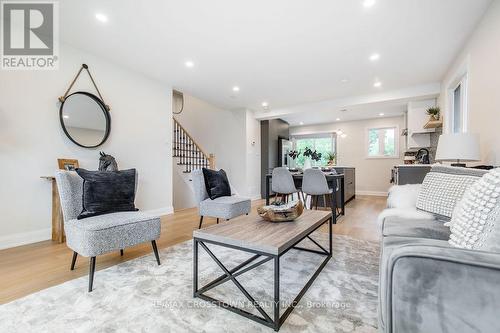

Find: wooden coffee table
193;210;333;331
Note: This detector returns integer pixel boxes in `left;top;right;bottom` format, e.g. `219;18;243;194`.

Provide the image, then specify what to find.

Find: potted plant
287;150;301;169
303;147;322;169
311;151;322;167
302;147;313;169
426;106;441;121
326;152;336;166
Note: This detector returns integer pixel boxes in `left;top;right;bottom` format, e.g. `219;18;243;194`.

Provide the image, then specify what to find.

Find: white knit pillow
416;165;487;219
449;168;500;251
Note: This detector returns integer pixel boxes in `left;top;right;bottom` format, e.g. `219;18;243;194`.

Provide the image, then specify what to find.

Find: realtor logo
1;0;59;70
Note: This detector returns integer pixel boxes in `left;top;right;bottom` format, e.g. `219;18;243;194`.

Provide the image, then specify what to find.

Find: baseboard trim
143;206;175;217
0;207;176;250
356;191;388;197
0;228;52;250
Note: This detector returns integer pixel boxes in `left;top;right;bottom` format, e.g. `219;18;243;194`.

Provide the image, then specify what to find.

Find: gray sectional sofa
378;166;500;333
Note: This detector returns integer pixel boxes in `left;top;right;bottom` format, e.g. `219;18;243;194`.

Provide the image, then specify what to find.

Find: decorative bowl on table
257;200;304;222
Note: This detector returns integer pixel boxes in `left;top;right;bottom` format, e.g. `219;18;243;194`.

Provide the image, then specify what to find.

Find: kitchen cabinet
391;165;431;185
260;119;290;198
333;167;355;204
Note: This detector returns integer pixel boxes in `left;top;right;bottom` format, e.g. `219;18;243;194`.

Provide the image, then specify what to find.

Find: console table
41;176;65;243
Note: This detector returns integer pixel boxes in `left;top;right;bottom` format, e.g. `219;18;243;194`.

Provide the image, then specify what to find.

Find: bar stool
302;169;334;212
271;167;300;203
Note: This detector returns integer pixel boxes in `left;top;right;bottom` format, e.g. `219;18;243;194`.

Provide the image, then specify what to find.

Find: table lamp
435;133;480;167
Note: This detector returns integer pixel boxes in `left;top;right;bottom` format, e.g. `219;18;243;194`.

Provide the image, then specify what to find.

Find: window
450;74;468;133
293;134;336;167
367;127;398;158
453;84;462;133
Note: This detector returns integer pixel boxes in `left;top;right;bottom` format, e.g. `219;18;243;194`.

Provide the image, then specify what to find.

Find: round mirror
59;92;110;148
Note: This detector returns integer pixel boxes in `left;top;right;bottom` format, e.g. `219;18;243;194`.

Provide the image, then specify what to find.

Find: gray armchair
191;169;251;228
55;170;161;292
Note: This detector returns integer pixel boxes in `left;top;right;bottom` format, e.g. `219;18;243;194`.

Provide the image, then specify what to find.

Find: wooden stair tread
173;117;215;170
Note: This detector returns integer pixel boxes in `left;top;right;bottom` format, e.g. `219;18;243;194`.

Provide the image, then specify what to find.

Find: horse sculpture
98;152;119;171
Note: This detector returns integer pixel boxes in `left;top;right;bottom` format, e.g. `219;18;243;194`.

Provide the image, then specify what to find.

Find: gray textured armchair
379;235;500;333
55;170;161;292
191;169;251;228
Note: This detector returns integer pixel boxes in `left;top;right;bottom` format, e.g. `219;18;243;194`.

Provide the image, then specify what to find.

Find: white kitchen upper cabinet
406;99;436;148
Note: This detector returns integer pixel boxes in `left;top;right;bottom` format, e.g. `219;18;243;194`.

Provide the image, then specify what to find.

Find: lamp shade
435;133;480;162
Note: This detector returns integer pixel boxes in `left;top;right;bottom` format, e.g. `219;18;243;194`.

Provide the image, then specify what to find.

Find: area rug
0;234;380;333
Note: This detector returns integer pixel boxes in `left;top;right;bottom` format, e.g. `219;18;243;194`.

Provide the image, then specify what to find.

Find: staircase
173;117;215;173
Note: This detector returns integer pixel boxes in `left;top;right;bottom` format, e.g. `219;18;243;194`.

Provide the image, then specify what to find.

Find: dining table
265;172;345;219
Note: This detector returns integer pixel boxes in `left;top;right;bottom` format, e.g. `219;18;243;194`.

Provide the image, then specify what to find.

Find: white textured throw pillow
449;168;500;251
416;165;487;219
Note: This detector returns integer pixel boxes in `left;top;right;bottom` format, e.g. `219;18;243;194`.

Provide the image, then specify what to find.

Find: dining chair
302;168;335;212
271;167;300;203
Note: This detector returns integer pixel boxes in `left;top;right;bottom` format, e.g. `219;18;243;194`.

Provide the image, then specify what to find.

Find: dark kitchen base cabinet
391;165;431;185
333;167;355;205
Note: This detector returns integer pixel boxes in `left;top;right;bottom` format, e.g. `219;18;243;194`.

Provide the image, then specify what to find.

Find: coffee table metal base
193;217;333;331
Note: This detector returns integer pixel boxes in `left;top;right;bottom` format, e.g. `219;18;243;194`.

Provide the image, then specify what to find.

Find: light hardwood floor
0;195;386;305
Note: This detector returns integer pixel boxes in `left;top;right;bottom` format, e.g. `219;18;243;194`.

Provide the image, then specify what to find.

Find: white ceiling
261;82;441;125
59;0;491;117
283;102;407;126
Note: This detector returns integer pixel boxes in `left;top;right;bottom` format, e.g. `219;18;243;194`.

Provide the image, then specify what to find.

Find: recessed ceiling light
363;0;376;8
379;113;385;116
341;79;349;83
95;13;108;23
184;61;194;68
299;122;304;125
336;118;341;121
369;53;380;61
232;86;240;92
373;81;382;88
63;115;69;119
262;101;269;108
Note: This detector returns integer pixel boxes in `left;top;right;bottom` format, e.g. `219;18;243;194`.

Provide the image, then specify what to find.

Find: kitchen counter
395;164;433;167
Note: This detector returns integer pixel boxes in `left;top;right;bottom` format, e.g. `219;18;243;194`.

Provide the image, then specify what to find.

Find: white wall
0;44;173;249
172;94;261;210
245;110;261;200
440;1;500;165
290;116;405;195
